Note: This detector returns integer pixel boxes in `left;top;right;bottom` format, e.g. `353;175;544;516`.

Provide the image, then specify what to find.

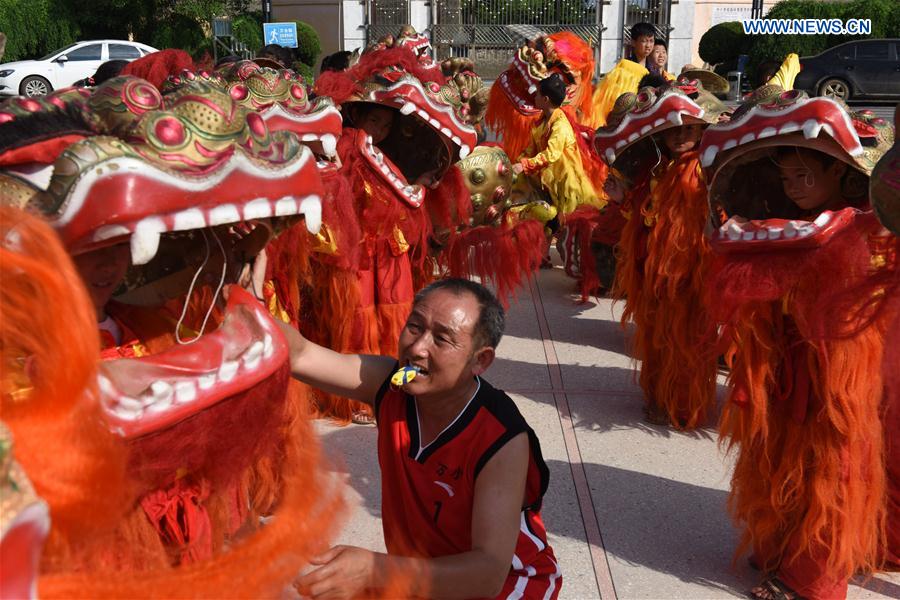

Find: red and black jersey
375;373;561;599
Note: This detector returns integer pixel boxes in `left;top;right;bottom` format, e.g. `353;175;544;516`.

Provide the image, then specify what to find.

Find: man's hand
512;162;525;175
295;546;378;599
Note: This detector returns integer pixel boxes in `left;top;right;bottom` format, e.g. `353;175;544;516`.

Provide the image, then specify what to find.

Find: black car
794;39;900;101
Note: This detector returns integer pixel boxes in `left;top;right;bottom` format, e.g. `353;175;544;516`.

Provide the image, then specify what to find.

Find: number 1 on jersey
433;500;443;523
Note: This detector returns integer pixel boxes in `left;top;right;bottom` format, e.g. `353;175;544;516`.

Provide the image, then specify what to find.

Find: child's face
359;107;394;144
777;150;846;212
660;124;704;157
632;35;655;61
603;173;629;204
651;44;667;68
72;243;130;318
534;89;553;112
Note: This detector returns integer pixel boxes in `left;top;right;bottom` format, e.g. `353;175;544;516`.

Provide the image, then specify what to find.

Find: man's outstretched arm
275;319;395;405
296;433;530;599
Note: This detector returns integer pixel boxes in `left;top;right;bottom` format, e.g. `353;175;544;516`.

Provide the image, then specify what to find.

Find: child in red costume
701;92;893;599
594;78;726;429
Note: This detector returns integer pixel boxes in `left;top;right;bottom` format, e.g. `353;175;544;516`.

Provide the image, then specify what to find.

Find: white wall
669;0;697;72
410;0;432;35
599;0;625;72
343;0;365;52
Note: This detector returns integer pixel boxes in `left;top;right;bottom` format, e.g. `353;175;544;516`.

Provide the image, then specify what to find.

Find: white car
0;40;158;97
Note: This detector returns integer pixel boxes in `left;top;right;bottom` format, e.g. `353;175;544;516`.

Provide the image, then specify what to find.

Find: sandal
749;576;799;600
351;410;376;426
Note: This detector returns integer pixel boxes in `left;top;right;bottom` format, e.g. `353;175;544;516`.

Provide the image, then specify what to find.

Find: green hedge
295;21;320;68
698;21;747;66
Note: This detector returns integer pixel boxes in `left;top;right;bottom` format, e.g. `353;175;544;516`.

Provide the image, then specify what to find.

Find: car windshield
39;43;79;60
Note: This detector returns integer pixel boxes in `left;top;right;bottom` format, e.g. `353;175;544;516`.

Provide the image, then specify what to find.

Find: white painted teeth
768;227;782;239
399;102;415;116
320;133;337;157
146;381;174;413
243;198;273;220
93;224;131;243
783;221;798;238
243;341;264;370
742;231;754;241
758;126;777;139
779;121;799;134
813;212;831;227
274;196;298;216
175;380;197;403
299;195;322;234
198;373;216;390
209;204;241;227
667;111;682;125
218;360;239;383
701;145;718;167
173;208;206;231
459;145;470;159
604;148;616;164
802;119;822;140
130;217;165;265
726;221;743;241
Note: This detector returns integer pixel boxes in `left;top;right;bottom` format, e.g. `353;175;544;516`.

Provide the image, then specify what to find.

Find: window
855;41;889;61
65;44;102;61
109;44;141;59
834;45;854;60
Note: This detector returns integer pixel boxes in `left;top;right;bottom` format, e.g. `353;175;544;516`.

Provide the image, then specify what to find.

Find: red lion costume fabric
701;90;894;598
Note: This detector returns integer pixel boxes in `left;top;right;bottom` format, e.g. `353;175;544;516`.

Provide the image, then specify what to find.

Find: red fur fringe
709;216;889;584
442;219;545;306
614;153;717;429
120;49;195;90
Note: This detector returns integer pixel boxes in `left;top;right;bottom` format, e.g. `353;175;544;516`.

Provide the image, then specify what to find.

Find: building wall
273;0;344;62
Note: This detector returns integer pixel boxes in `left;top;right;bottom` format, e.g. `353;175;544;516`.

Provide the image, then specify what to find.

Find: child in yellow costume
512;74;606;219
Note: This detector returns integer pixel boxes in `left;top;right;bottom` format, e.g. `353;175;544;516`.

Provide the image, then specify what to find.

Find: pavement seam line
528;275;619;600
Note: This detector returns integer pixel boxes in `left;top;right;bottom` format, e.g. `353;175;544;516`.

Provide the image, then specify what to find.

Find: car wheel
20;76;52;97
818;78;851;101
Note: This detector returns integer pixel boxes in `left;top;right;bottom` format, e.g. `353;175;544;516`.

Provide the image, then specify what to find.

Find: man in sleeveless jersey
282;278;561;599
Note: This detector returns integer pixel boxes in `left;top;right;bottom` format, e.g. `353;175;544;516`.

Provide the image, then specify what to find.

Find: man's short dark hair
653;38;667;49
630;22;656;41
413;279;505;349
539;73;567;108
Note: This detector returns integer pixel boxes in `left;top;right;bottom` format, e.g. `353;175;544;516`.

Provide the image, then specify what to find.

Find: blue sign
263;22;298;48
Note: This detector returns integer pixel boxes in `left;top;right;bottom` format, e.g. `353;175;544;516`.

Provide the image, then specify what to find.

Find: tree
698;21;747;66
746;0;900;75
0;0;80;62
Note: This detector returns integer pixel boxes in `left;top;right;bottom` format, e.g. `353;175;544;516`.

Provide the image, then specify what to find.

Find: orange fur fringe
614;152;717;429
0;206;130;536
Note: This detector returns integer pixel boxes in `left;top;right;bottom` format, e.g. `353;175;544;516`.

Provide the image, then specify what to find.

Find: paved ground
316;255;900;599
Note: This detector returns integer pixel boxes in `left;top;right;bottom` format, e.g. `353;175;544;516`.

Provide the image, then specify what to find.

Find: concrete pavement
315;256;900;599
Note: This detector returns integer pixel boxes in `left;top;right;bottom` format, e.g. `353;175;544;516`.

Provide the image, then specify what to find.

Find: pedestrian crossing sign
263;22;298;48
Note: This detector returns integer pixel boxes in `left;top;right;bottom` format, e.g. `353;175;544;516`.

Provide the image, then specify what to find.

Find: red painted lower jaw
99;286;289;439
711;208;860;253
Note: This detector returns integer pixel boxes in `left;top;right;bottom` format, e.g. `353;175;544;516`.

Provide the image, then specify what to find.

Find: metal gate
433;0;603;79
365;0;603;80
366;0;411;44
622;0;672;50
